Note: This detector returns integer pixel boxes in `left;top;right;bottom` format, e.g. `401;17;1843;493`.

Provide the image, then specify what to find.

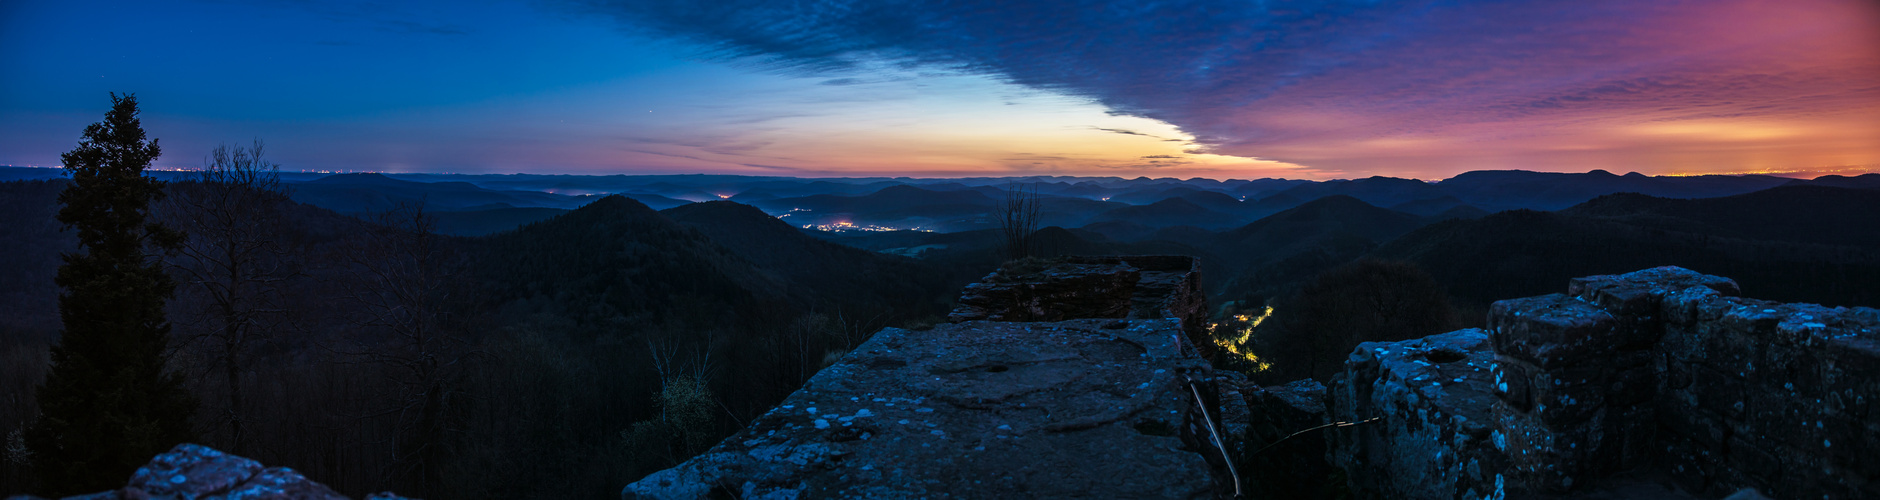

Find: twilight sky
2;0;1876;179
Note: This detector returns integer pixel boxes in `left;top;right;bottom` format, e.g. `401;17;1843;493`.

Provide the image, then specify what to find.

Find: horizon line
3;164;1875;183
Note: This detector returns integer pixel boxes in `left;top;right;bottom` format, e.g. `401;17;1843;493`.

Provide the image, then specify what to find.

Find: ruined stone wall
1649;275;1880;498
1484;268;1738;491
947;260;1140;323
1331;266;1880;499
1123;256;1208;338
947;255;1214;358
1328;329;1509;500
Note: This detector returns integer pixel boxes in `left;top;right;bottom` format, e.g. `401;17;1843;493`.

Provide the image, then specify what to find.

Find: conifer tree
27;94;195;495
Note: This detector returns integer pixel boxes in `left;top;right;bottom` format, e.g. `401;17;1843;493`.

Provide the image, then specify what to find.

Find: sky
2;0;1876;180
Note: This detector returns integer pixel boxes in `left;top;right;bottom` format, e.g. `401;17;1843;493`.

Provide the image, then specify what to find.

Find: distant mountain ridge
288;172;594;213
337;169;1869;236
11;167;1863;239
661;201;956;313
1373;185;1880;309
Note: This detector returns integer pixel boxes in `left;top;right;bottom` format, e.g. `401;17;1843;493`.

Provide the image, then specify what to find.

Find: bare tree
996;183;1041;261
785;314;828;385
162;140;294;455
333;201;477;496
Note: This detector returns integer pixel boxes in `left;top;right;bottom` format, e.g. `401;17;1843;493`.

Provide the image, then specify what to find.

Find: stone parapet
1657;286;1880;498
1330;266;1880;499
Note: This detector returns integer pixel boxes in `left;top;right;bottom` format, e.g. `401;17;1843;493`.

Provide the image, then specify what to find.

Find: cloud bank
567;0;1880;176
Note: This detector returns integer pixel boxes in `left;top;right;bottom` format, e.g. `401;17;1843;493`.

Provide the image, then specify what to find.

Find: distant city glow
799;221;934;233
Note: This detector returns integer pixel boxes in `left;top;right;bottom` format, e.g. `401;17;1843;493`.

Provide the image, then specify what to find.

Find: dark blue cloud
566;0;1400;119
562;0;1880;171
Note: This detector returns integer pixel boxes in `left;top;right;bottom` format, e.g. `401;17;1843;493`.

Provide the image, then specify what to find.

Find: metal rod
1247;417;1383;458
1189;381;1243;499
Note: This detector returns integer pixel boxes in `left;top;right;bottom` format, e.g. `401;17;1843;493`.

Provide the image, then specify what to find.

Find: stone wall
1328;329;1509;500
1648;273;1879;498
947;259;1140;323
947;256;1213;358
1330;266;1880;499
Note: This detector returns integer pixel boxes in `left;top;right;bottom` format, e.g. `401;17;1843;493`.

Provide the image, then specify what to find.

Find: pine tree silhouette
27;94;195;495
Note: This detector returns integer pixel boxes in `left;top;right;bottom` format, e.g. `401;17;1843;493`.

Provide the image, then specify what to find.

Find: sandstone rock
1333;266;1880;499
1329;329;1506;500
29;443;413;500
946;261;1139;323
1567;265;1740;316
621;319;1225;499
947;256;1217;362
1488;294;1622;367
128;443;268;498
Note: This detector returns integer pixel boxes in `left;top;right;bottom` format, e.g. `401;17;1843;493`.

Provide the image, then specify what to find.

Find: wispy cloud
561;0;1880;176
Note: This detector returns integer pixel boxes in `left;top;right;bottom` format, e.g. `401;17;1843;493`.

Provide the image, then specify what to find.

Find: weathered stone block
1489;294;1622;367
1821;334;1880;407
1689;365;1749;419
1491;356;1537;412
1664;285;1734;327
1607;362;1658;407
946;255;1214;359
1568;266;1740;316
947;262;1139;322
1330;329;1509;499
1606;404;1660;467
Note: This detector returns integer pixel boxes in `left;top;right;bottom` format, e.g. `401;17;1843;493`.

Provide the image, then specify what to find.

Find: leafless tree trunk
161;140;294;455
333;201;476;497
997;183;1040;261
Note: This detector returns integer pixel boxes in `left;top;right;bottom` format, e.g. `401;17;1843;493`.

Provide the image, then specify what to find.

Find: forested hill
661;200;960;316
1559;185;1880;248
475;195;792;337
1215;194;1424;261
1373;186;1880;310
0;181;71;345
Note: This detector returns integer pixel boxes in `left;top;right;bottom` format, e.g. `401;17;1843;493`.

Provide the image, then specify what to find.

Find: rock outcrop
622;319;1224;499
1330;266;1880;499
6;444;411;500
625;256;1234;499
